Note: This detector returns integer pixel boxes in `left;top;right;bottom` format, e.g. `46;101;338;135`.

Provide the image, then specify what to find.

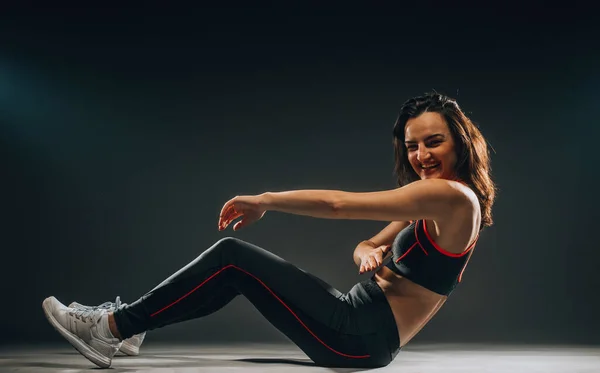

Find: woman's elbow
329;192;351;218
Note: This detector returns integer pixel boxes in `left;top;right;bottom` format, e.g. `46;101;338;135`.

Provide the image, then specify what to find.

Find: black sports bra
385;220;478;296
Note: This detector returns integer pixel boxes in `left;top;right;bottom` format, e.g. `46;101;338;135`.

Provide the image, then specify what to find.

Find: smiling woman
404;113;457;180
42;92;496;369
393;93;496;229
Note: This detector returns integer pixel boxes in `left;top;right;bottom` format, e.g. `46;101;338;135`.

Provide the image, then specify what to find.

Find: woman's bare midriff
374;266;447;347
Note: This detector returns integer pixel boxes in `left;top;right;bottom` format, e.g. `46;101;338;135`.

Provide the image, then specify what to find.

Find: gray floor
1;343;598;372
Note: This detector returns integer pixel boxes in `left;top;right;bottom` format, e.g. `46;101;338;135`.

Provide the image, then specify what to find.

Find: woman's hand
218;195;267;231
358;244;391;274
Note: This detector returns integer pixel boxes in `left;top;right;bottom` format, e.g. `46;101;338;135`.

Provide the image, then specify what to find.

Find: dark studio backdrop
1;4;598;346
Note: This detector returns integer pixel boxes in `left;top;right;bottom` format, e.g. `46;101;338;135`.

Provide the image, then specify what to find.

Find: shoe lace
69;296;122;321
95;296;122;310
69;307;100;322
79;296;122;311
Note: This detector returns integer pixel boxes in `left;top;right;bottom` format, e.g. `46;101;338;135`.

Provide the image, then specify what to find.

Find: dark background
1;4;598;345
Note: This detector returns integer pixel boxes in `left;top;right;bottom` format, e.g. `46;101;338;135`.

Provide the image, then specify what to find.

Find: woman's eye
427;141;441;147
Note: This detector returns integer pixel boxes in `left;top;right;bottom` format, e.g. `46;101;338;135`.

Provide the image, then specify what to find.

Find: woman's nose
417;147;430;162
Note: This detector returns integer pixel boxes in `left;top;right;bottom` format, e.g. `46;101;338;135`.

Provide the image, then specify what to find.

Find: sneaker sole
119;340;140;356
42;297;112;368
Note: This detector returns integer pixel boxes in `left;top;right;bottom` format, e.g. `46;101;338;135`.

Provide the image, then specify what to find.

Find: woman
42;92;496;368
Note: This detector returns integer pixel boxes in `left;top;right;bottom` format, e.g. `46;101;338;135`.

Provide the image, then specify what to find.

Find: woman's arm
261;179;474;223
353;220;410;269
362;221;411;248
218;179;476;232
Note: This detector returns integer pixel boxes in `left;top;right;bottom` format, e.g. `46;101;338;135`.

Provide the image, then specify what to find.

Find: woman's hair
392;92;496;228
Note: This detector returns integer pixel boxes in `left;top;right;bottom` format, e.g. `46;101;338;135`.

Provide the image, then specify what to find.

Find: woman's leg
112;237;397;368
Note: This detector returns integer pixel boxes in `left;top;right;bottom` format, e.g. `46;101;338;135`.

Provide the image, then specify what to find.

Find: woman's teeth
422;163;440;169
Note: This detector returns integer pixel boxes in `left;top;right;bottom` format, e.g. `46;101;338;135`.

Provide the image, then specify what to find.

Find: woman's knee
207;236;250;258
188;237;248;269
214;236;246;250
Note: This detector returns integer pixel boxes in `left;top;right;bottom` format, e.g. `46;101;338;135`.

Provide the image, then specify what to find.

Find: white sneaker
69;296;147;356
118;332;146;356
42;296;121;368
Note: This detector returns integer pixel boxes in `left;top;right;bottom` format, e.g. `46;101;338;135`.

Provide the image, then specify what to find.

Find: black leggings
113;237;400;368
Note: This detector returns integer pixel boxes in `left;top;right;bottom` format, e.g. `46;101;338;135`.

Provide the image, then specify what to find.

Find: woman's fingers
371;257;380;269
232;220;243;231
219;207;241;230
219;199;234;219
359;243;392;274
219;197;244;230
223;213;242;230
358;243;393;274
218;204;230;228
223;204;239;223
376;252;383;266
220;197;240;218
367;257;378;271
360;251;384;273
226;209;242;225
218;206;230;229
233;215;254;231
359;258;368;273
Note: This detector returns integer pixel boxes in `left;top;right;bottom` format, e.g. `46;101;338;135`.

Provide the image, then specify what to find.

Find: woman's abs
374;266;447;347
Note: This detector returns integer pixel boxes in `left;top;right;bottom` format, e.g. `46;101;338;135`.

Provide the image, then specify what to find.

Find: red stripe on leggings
150;264;370;359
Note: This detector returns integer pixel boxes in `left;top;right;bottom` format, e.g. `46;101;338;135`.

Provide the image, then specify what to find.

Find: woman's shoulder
399;178;481;229
432;180;481;250
423;178;480;213
452;180;480;210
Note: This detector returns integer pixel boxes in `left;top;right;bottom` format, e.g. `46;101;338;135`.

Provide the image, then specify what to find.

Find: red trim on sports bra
457;250;475;283
421;219;478;258
395;241;418;263
150;264;371;359
413;221;430;256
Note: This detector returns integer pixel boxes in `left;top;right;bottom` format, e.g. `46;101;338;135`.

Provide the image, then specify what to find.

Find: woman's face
404;112;458;180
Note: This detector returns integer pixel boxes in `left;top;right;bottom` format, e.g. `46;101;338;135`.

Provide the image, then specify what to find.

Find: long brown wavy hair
393;92;496;228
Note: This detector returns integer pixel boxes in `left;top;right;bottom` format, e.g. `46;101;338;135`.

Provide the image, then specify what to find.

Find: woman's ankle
107;312;123;340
